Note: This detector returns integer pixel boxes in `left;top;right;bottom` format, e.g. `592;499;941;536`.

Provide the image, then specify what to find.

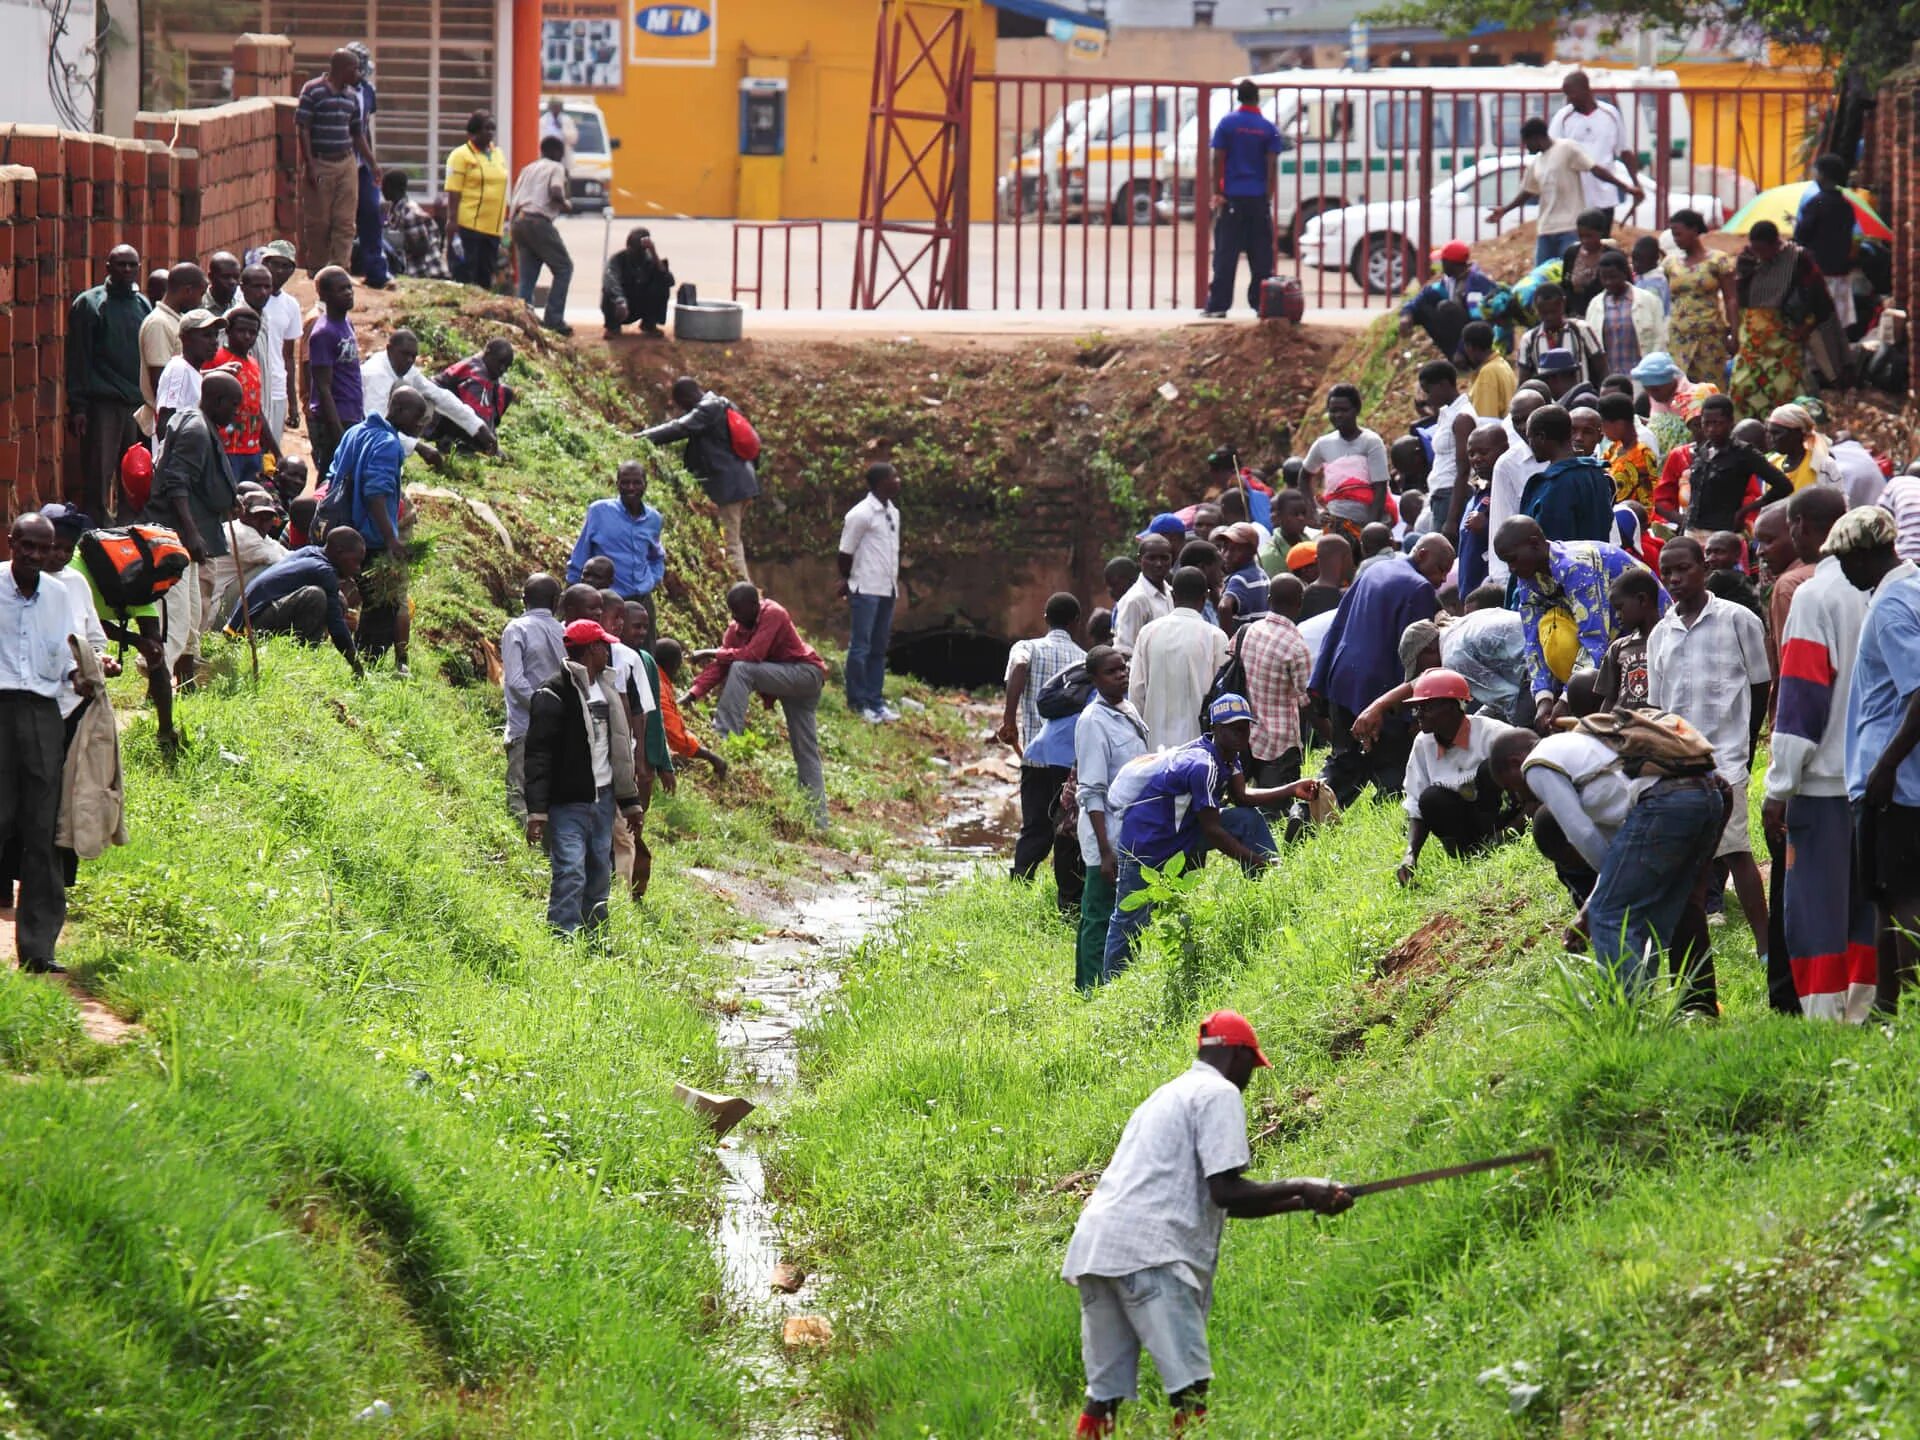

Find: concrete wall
0;0;100;128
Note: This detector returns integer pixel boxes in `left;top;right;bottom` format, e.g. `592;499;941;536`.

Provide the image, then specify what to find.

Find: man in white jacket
360;328;490;462
1585;251;1666;376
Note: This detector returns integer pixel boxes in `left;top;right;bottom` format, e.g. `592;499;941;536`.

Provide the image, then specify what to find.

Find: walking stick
226;515;260;684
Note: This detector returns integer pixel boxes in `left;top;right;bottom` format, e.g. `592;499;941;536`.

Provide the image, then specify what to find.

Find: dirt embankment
607;322;1345;653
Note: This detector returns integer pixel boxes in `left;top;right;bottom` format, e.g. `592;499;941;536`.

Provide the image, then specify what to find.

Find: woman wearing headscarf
1730;221;1836;417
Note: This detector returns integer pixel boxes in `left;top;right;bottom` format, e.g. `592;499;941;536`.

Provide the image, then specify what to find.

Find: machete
1344;1147;1553;1199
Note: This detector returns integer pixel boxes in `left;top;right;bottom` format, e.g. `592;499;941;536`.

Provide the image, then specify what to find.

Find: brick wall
0;42;298;522
1871;46;1920;401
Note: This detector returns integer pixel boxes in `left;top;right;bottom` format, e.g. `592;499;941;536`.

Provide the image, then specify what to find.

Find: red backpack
723;402;761;463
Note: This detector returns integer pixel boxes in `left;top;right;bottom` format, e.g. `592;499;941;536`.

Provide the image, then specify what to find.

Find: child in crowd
651;636;730;782
580;555;617;591
1596;565;1663;710
1631;236;1672;315
1705;529;1766;620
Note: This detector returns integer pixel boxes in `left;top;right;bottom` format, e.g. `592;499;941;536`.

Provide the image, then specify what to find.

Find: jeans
1013;763;1084;918
1102;809;1275;980
1535;231;1576;268
78;398;144;521
546;785;615;934
1585;778;1724;995
714;659;826;825
1205;197;1274;314
355;165;390;286
844;591;894;713
227;452;265;487
457;227;501;290
511;214;573;325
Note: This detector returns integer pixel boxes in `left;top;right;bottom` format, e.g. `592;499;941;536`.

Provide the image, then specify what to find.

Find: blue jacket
567;497;665;596
327;413;407;552
1520;456;1613;545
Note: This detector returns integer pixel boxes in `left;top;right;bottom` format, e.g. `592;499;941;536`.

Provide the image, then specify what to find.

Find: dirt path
0;908;142;1047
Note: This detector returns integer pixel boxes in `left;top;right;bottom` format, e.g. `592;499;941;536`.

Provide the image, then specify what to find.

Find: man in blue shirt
1310;533;1454;806
327;386;428;673
1827;507;1920;1010
1519;403;1613;543
1203;80;1284;318
229;529;366;675
567;461;666;607
1100;694;1321;978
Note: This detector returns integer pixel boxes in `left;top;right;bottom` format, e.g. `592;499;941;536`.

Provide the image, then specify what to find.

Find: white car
1297;155;1727;295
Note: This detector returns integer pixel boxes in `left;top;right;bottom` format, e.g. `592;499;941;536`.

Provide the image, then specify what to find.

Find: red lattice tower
851;0;976;309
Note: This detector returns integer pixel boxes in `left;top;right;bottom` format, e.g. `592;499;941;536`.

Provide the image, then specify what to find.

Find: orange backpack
77;525;192;616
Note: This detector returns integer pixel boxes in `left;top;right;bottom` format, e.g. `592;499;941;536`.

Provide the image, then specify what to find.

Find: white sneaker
860;706;886;724
877;703;903;723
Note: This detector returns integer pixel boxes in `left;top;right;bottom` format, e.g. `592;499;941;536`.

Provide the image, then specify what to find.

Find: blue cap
1208;692;1254;726
38;502;92;538
1535;348;1579;376
1137;512;1187;541
1630;351;1680;385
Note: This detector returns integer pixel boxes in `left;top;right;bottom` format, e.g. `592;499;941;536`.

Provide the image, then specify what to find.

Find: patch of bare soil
1;908;142;1047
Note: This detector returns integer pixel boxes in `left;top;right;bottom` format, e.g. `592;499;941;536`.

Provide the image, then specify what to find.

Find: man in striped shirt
296;49;379;272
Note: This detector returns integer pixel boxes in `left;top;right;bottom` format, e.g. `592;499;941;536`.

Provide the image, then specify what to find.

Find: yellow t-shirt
1466;353;1516;421
444;143;510;235
1776;451;1819;492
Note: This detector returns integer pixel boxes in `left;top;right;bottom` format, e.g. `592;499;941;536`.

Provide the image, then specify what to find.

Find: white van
1154;65;1692;245
998;86;1201;225
540;95;620;212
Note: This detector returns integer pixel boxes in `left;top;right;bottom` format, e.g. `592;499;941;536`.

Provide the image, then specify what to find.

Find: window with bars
141;0;496;186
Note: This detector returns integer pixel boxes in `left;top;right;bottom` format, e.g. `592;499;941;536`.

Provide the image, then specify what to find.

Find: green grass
774;793;1920;1438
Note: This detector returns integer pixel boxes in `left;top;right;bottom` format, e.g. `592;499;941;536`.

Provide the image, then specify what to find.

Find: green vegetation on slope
776;798;1920;1438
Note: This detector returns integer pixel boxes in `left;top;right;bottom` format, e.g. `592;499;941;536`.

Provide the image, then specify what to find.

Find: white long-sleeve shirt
1129;606;1228;752
53;565;108;720
361;350;484;452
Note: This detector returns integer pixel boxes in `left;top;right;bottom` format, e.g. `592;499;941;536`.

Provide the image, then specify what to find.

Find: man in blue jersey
1203;79;1285;319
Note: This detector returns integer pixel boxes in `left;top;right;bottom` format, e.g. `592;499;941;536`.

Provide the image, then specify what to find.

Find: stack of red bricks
1869;48;1918;400
230;32;294;100
0;94;296;519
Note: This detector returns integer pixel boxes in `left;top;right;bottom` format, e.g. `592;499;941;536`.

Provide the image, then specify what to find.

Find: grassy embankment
0;289;973;1438
777;788;1920;1438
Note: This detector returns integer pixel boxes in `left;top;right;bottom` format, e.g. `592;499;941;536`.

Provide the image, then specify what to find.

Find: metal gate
974;72;1831;312
141;0;497;186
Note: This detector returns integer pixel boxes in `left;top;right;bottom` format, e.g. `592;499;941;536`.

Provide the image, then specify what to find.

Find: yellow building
527;0;1103;220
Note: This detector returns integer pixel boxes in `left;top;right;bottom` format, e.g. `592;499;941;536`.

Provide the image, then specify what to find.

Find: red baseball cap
1198;1009;1271;1067
1438;239;1471;263
563;619;617;648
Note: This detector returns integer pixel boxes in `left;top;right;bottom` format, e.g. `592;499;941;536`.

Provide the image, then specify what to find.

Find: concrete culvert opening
887;627;1012;692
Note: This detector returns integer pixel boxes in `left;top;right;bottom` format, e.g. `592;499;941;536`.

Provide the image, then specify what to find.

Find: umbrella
1724;183;1891;242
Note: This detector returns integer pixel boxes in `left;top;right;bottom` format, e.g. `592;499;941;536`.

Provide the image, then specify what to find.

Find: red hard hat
1199;1009;1271;1068
1409;667;1472;704
119;442;154;513
1438;239;1471;263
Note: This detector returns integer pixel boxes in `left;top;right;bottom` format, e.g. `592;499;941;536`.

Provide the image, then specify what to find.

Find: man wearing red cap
1062;1009;1351;1435
522;618;645;936
1398;240;1496;362
1397;668;1520;885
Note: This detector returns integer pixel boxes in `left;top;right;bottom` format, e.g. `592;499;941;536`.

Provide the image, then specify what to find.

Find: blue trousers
1585;778;1724;993
1534;231;1576;268
1101;808;1276;980
1205;197;1274;315
547;785;614;935
845;591;895;713
355;167;390;287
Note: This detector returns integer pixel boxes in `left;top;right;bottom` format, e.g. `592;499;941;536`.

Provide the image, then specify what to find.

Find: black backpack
1036;660;1095;720
1200;625;1254;734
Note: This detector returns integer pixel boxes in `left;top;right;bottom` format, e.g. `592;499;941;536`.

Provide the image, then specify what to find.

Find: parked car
1154;64;1695;250
1296;154;1728;295
540;95;619;212
997;88;1194;225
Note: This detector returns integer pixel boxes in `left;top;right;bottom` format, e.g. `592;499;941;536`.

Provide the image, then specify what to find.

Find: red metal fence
973;73;1831;312
733;220;826;310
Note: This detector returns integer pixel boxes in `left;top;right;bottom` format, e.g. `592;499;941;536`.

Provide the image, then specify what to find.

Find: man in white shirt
1113;532;1176;654
360;328;487;461
539;97;578;166
151;309;223;467
1649;535;1773;975
1548;71;1638;211
258;241;305;446
1062;1009;1349;1436
36;505;114;723
1491;116;1639;266
206;492;290;621
1421;359;1480;542
1488;390;1549;583
1397;668;1518;884
0;513;80;973
1828;437;1888;510
509;134;576;334
837;461;903;723
1129;567;1229;751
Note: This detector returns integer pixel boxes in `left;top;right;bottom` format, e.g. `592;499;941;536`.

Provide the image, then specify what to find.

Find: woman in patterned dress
1730;221;1834;418
1660;208;1738;390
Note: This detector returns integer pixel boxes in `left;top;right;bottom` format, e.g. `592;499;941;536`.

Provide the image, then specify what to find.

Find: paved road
550;213;1386;327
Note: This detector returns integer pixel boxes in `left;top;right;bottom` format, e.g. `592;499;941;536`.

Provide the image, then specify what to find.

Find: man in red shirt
209;305;282;487
687;582;828;826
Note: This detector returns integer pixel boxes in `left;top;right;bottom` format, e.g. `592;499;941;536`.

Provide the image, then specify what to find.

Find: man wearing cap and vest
1201;79;1284;319
1062;1008;1352;1436
522;617;645;936
1100;694;1321;978
1398;241;1497;362
1397;668;1521;885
